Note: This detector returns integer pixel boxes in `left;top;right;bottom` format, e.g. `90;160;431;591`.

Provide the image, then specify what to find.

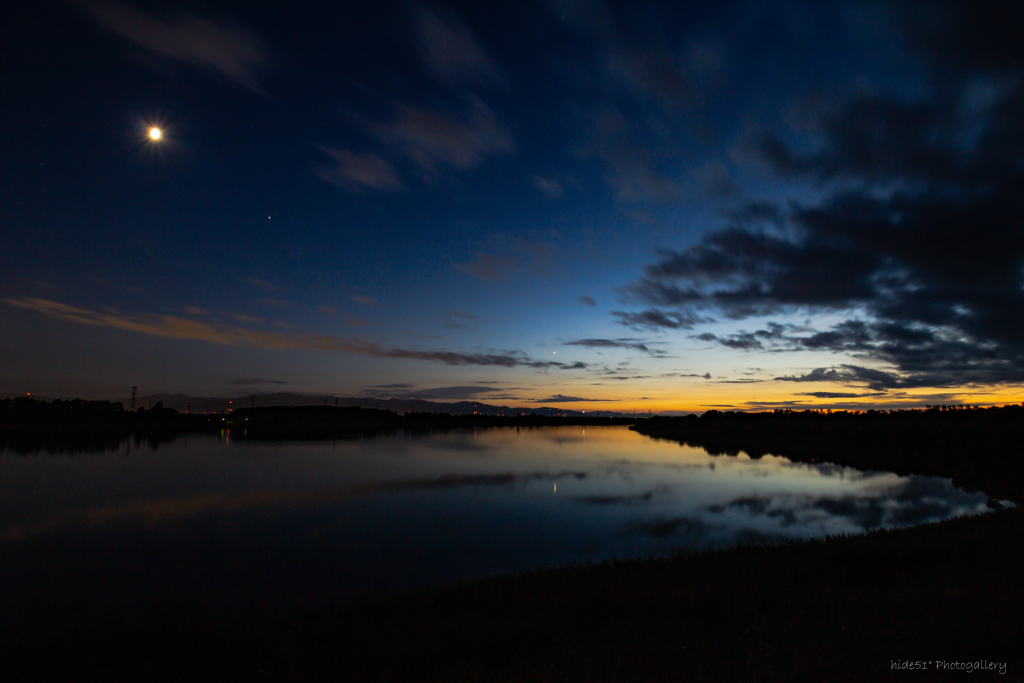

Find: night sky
3;0;1023;412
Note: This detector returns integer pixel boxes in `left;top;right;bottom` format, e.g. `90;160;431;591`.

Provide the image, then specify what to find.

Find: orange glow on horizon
495;384;1024;415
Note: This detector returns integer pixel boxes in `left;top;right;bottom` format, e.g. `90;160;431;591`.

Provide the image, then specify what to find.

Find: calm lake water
0;425;992;634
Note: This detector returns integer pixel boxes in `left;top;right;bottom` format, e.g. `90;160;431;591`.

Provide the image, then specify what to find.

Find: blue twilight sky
3;0;1023;411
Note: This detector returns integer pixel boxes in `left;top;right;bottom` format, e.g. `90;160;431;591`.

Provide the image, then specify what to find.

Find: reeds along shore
632;404;1024;504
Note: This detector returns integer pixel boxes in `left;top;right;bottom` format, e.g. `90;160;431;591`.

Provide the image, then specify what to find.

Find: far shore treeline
0;397;633;451
5;395;1024;442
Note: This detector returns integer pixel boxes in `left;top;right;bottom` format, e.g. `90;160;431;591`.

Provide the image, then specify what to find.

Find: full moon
149;127;162;140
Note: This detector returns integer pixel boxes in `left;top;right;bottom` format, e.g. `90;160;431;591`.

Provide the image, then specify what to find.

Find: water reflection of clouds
1;428;996;571
609;454;892;485
0;469;591;542
420;437;492;453
728;481;983;531
618;513;807;551
1;425;1003;633
710;458;902;488
569;485;671;506
605;457;715;472
622;516;713;542
541;434;587;446
620;475;988;545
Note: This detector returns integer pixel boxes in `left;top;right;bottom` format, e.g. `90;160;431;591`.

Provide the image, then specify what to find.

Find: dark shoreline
629;405;1024;504
0;398;635;453
228;405;635;439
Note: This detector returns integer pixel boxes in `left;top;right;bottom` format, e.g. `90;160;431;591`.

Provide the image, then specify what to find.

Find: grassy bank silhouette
4;508;1020;681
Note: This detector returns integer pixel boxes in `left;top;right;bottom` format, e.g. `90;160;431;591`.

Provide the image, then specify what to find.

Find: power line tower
130;386;137;412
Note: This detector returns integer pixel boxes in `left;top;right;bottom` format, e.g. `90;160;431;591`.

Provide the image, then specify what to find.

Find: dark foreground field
3;508;1020;682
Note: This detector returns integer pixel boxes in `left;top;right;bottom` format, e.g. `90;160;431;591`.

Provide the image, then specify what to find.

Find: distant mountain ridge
115;392;633;418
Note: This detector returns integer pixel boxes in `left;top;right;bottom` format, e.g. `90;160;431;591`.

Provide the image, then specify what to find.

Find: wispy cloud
4;297;588;370
532;175;563;198
775;365;941;392
529;394;610;403
613;308;709;330
456;237;555;281
372;97;514;176
564;338;667;356
662;372;711;379
244;277;280;292
230;378;288;386
316;149;403;191
456;252;519;281
368;385;508;400
549;0;731;206
442;309;478;329
796;391;888;399
318;5;511;193
411;3;505;90
82;0;270;93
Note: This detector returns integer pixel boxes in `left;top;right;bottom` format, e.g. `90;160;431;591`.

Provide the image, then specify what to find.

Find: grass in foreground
4;507;1022;682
